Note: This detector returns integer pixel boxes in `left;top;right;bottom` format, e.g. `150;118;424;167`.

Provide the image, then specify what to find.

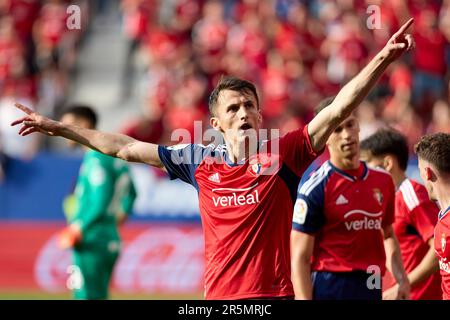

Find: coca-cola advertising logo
33;225;204;294
114;226;204;293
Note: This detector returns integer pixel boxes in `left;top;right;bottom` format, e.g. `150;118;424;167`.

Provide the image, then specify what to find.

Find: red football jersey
383;179;441;300
158;126;320;299
293;162;395;274
435;205;450;300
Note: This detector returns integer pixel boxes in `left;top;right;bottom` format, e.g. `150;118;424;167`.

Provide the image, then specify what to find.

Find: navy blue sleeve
292;164;329;234
158;144;208;189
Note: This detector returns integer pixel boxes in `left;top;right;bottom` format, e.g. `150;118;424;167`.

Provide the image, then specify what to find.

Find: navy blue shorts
312;271;382;300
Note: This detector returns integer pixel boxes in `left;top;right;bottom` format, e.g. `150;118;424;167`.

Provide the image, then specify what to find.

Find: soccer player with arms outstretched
415;133;450;300
11;19;414;300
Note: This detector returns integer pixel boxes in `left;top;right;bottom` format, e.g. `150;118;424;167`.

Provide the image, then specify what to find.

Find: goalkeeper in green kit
57;105;137;300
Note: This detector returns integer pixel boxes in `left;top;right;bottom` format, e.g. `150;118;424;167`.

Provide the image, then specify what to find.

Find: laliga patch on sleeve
293;199;308;224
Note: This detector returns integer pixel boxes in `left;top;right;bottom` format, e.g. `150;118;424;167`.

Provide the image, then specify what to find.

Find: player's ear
384;155;394;172
424;166;434;182
210;116;220;131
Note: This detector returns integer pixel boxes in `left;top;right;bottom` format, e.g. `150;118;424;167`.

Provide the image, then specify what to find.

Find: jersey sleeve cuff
292;222;317;234
157;145;178;181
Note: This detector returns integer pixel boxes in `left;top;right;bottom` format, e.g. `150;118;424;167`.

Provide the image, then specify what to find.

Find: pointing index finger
395;18;414;37
14;103;34;115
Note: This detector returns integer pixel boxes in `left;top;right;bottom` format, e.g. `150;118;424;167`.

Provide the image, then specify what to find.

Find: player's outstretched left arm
383;225;411;300
307;18;415;153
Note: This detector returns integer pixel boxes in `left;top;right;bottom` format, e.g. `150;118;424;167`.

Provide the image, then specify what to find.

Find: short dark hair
208;75;259;115
314;96;335;116
61;105;98;128
360;128;409;171
414;133;450;174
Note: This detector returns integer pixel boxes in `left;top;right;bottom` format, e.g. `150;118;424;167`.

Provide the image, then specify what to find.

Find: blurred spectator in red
192;0;228;80
0;15;25;85
165;0;202;36
227;10;268;76
260;50;289;119
411;7;449;115
270;109;304;137
5;0;41;75
120;0;154;99
383;61;412;120
121;114;164;144
161;71;207;144
426;99;450;134
392;104;425;154
144;63;176;117
357;100;384;140
32;0;69;69
311;58;339;97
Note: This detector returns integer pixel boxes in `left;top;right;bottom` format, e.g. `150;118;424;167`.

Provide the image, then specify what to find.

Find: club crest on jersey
248;157;263;176
252;162;262;175
442;233;447;252
373;188;383;205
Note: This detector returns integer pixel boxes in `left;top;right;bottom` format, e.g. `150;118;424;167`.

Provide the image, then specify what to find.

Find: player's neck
436;183;450;212
392;170;407;188
226;139;257;164
330;154;359;171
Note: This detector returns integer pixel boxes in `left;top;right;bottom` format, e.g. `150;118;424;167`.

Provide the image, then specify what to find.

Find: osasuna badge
248;158;262;176
373;188;383;205
252;162;262;175
442;233;447;252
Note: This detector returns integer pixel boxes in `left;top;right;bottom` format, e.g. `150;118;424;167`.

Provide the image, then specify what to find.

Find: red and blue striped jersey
292;161;395;274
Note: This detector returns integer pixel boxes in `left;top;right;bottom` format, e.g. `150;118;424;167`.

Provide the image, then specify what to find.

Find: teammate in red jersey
415;133;450;300
360;128;441;300
11;20;415;299
291;102;409;300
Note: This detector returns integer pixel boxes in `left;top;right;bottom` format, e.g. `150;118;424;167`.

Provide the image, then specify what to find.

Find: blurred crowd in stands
1;0;450;183
120;0;450;149
0;0;92;182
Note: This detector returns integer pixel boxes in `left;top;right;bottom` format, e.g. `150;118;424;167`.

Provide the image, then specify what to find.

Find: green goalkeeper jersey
68;150;137;245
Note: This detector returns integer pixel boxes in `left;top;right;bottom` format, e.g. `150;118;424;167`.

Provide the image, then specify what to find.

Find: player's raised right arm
11;103;164;168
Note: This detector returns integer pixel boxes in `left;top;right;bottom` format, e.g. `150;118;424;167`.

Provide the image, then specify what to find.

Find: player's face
210;89;262;144
327;115;360;159
60;113;92;148
418;158;436;201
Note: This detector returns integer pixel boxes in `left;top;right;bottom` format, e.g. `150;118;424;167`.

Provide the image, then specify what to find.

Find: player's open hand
10;103;61;137
383;18;415;62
